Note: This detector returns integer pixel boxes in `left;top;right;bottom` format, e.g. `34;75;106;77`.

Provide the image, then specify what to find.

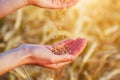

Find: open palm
24;38;86;69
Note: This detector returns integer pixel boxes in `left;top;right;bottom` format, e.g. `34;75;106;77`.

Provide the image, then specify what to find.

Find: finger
70;38;85;52
71;39;87;56
35;0;79;9
64;41;74;50
65;38;82;51
45;61;71;70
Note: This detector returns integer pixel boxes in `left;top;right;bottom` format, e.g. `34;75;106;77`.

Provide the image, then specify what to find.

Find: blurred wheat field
0;0;120;80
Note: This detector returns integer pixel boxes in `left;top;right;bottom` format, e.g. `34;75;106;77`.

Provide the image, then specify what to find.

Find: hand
0;38;86;75
19;38;86;69
28;0;79;9
0;0;79;18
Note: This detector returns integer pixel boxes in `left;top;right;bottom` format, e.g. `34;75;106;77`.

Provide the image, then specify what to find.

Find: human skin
0;38;86;75
0;0;85;76
0;0;79;18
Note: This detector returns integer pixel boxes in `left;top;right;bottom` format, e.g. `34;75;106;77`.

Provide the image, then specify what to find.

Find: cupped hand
28;0;79;9
45;38;86;69
0;0;79;18
19;38;86;69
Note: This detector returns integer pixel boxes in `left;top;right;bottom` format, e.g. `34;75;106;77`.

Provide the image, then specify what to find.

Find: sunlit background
0;0;120;80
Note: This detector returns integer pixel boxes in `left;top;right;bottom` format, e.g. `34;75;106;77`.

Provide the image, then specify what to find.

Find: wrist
17;47;32;65
0;48;31;75
17;45;37;65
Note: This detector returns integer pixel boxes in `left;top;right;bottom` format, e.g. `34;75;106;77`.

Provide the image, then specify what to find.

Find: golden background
0;0;120;80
